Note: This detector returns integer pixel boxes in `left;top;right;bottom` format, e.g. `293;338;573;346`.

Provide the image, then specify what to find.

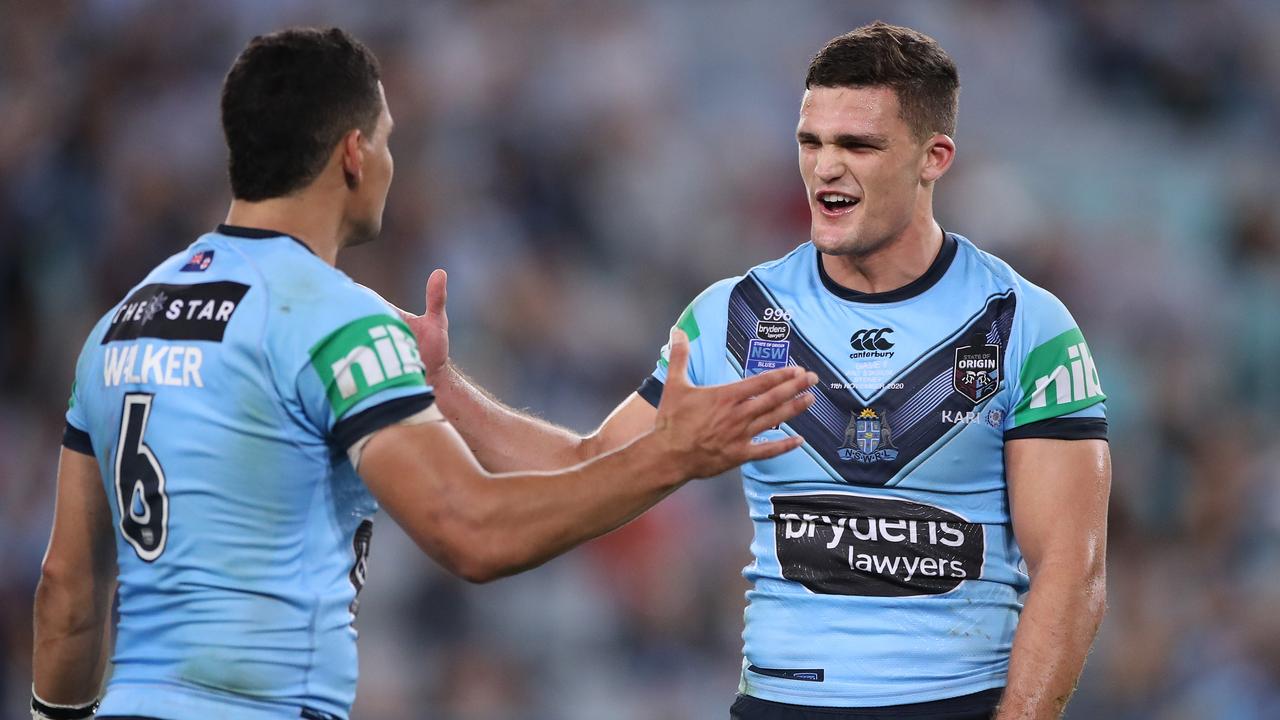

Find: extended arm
401;269;656;472
359;329;815;583
32;448;117;712
996;438;1111;720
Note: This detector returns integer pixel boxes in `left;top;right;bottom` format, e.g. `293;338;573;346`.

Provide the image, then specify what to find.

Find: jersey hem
740;672;1007;708
99;679;347;720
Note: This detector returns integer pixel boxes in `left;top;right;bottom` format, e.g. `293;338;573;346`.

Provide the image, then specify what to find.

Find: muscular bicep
357;417;487;570
44;448;115;584
583;392;658;458
1006;438;1111;578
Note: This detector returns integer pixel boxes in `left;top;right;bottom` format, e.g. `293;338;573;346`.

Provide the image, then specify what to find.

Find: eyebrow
796;131;889;148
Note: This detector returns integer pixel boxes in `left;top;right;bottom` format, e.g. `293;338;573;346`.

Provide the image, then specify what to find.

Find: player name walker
103;343;204;388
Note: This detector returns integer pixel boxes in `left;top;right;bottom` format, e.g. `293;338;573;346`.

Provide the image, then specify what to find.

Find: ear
920;133;956;184
341;128;366;190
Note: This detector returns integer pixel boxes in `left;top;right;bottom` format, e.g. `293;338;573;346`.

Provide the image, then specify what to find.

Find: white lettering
140;345;168;384
166;300;183;320
939;523;965;548
196;300;216;320
215;301;235;322
824;516;847;549
104;346;134;386
331;346;385;399
1030;365;1071;409
782;513;807;539
164;346;183;384
879;519;908;542
186;299;203;319
182;347;203;387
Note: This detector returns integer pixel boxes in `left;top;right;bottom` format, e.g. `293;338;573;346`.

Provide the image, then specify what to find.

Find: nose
813;146;845;184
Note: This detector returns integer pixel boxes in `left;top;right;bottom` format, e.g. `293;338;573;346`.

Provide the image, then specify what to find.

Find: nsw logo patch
745;338;790;375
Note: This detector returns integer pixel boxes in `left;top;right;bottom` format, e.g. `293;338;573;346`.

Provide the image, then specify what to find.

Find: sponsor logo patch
180;250;215;272
1012;328;1105;426
309;315;428;417
756;320;791;341
837;408;898;463
745;338;790;375
953;343;1001;403
771;493;985;597
102;282;250;344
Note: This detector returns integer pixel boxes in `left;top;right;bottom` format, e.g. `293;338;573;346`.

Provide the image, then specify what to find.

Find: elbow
427;504;516;585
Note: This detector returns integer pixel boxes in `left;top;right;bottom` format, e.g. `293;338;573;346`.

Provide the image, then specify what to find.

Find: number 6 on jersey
114;393;170;561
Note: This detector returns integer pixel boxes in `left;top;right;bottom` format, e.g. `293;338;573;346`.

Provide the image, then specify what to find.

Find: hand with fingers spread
399;268;451;383
655;327;817;479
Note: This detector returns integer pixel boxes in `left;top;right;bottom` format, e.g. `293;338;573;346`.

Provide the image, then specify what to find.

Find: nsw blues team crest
745;338;790;375
838;408;899;463
953;344;1000;403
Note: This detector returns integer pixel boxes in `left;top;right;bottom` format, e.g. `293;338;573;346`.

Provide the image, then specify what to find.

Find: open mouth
817;191;860;215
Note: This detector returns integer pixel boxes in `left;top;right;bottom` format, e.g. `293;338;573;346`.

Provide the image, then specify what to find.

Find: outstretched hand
399;268;450;382
655;327;816;480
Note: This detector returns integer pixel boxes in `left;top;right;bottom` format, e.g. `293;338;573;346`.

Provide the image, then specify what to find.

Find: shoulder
953;234;1076;328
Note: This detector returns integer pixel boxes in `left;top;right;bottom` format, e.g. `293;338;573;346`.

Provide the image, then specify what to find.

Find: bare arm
359;329;815;583
32;448;117;708
400;269;657;472
996;438;1111;720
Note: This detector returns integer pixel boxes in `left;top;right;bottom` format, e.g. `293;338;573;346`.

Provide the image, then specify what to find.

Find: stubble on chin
343;219;381;249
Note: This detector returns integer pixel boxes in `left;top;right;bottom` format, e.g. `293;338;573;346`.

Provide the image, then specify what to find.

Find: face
343;82;395;248
796;85;947;257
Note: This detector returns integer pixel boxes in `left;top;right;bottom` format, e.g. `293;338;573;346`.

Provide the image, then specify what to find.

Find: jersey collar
216;224;318;256
816;231;957;304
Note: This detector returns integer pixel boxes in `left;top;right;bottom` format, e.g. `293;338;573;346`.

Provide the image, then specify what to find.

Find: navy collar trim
216;224;317;256
816;231;957;304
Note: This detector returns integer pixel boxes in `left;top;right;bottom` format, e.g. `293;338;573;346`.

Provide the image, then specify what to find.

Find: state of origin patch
745;338;790;375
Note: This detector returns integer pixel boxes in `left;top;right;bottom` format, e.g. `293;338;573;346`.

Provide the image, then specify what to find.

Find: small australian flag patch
180;250;215;272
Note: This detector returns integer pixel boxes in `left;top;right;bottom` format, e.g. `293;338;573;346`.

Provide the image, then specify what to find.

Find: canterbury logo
850;328;895;352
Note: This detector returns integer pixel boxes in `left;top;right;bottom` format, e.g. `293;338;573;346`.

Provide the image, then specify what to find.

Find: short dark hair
806;22;959;140
221;27;382;201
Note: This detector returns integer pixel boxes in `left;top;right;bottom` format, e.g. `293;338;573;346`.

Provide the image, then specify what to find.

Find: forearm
431;362;595;472
437;431;685;581
996;566;1106;719
32;573;114;704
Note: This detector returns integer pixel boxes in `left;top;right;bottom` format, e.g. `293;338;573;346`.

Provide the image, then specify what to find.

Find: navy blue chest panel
726;276;1016;487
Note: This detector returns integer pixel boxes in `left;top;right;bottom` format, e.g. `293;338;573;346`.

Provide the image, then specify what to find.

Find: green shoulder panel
1011;328;1106;427
309;314;427;418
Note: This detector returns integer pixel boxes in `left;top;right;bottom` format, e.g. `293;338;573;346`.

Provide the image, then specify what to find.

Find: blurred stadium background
3;1;1279;718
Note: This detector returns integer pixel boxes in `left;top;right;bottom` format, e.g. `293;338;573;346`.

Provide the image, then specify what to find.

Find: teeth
820;193;855;204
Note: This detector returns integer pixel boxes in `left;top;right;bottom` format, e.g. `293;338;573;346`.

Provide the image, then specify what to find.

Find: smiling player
405;22;1110;720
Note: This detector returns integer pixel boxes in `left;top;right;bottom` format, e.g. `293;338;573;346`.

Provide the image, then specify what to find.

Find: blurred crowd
2;1;1279;718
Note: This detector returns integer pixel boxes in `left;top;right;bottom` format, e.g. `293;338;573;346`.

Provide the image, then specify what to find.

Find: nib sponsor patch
771;493;984;597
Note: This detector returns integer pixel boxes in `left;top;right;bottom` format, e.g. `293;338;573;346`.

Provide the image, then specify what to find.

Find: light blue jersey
639;233;1106;707
63;225;434;720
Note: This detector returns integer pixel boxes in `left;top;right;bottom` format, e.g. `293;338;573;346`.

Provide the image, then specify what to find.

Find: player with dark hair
30;27;817;720
406;21;1110;720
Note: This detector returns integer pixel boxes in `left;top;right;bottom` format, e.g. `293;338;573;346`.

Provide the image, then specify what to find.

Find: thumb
426;268;448;319
665;327;690;387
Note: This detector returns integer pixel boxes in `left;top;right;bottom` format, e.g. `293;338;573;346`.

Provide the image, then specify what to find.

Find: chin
343;220;382;249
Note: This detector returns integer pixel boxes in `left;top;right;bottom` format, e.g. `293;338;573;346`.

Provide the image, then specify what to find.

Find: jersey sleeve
62;315;111;457
276;283;436;453
1003;283;1107;441
637;278;736;407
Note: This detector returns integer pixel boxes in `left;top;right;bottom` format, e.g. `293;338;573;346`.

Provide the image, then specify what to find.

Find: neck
224;195;343;266
820;208;943;295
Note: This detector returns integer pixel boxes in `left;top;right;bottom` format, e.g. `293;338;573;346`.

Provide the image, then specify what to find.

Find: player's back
65;225;433;720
